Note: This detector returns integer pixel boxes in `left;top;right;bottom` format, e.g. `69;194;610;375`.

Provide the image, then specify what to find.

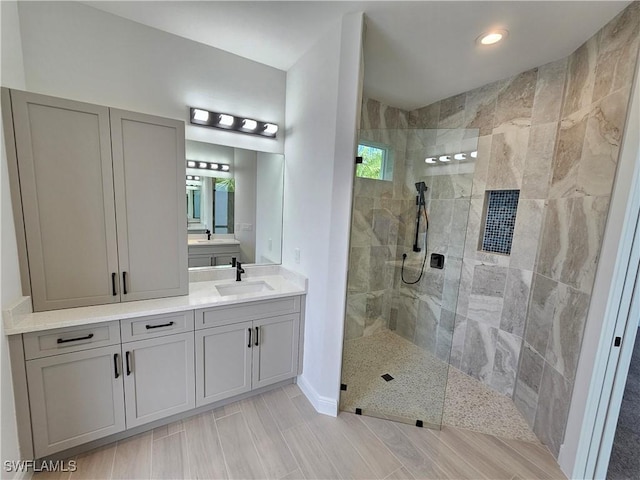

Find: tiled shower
341;2;640;457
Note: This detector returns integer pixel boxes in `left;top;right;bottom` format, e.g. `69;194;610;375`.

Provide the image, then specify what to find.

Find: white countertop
188;238;240;246
188;234;239;246
3;266;307;335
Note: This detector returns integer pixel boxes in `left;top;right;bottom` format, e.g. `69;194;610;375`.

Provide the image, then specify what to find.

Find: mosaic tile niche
481;190;520;255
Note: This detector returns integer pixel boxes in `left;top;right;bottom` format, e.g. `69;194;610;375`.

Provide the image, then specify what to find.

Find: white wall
256;153;284;264
1;1;26;474
234;149;257;264
282;12;363;414
17;1;286;154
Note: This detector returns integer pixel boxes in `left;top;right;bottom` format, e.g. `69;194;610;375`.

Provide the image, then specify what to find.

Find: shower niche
479;190;520;255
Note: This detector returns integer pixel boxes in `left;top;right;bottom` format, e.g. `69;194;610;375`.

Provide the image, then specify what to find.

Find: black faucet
205;229;211;240
236;261;245;282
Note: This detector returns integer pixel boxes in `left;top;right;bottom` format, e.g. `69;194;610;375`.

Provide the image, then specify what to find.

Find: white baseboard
297;375;338;417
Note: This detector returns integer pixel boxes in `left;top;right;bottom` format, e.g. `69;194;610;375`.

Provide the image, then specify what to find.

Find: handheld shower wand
413;182;427;252
402;182;429;285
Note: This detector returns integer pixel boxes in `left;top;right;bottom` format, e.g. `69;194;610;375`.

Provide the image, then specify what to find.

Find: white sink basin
216;281;274;296
189;239;239;246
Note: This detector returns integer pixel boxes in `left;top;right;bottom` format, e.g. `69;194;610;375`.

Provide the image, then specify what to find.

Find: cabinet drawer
121;311;194;343
23;322;120;360
197;296;301;329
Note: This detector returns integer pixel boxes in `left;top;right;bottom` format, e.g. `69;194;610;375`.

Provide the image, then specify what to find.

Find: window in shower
481;189;520;255
356;142;393;181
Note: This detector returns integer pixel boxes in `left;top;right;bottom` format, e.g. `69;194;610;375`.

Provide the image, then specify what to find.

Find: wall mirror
185;140;284;268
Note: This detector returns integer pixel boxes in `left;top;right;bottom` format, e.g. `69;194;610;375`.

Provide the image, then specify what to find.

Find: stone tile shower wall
345;100;409;341
346;0;638;458
347;98;475;366
393;129;475;363
403;3;639;457
516;4;640;456
406;63;563;398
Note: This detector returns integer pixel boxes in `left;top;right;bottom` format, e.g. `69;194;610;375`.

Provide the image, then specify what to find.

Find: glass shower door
340;127;477;428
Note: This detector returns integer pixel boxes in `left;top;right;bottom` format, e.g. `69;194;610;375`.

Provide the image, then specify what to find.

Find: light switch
295;248;301;264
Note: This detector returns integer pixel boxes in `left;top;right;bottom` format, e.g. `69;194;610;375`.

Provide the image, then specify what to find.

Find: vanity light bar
189;107;278;138
425;150;478;165
186;160;230;172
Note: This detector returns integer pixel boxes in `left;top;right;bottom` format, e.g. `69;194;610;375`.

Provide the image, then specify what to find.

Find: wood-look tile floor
33;384;567;480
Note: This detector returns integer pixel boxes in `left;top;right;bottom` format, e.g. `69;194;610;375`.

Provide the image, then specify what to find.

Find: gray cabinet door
110;109;188;302
196;321;252;406
26;345;125;458
122;333;195;428
213;254;237;266
11;91;120;311
252;314;300;389
188;254;213;268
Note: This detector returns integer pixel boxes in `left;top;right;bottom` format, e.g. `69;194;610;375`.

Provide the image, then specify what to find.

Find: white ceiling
88;1;631;111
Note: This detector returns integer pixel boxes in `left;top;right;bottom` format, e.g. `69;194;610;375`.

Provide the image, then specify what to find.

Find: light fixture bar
189;107;278;138
186;160;231;172
425;149;478;165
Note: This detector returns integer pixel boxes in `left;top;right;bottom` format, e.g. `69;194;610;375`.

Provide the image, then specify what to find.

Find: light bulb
218;114;234;126
242;119;257;130
187;161;196;168
210;163;219;170
187;175;193;180
454;153;467;161
193;109;209;122
470;151;478;158
439;155;451;162
199;162;207;169
425;157;437;164
221;165;230;171
263;123;278;135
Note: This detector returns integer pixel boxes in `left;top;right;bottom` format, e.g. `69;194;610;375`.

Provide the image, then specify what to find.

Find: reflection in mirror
187;177;235;233
185;140;284;268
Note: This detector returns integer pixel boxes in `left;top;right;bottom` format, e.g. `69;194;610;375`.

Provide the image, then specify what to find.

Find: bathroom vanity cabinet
14;294;304;459
195;296;301;405
187;242;241;267
24;323;127;458
6;89;188;312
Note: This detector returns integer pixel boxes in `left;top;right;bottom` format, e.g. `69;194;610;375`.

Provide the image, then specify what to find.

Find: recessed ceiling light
477;29;508;46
